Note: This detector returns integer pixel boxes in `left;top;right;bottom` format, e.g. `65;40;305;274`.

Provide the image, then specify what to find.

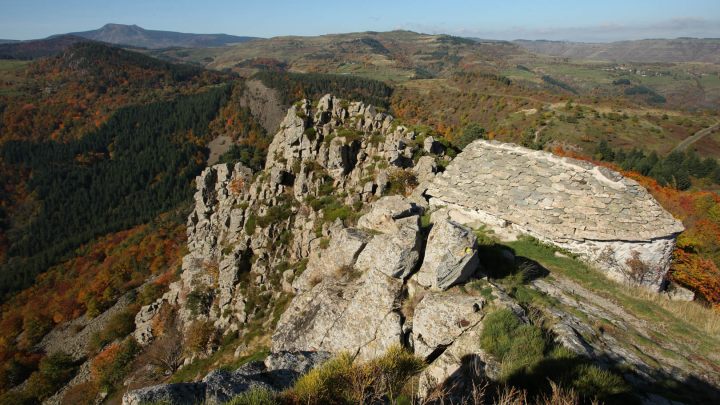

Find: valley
0;21;719;405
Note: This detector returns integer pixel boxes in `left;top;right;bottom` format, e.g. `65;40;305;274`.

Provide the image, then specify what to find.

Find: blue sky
1;0;719;42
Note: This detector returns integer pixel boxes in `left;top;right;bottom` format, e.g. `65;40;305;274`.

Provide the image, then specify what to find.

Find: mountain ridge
513;37;720;63
65;23;258;49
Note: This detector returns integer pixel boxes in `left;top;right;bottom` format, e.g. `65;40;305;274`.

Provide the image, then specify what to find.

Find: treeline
253;71;393;109
541;75;577;94
454;71;512;86
0;85;230;298
594;140;719;190
624;85;666;104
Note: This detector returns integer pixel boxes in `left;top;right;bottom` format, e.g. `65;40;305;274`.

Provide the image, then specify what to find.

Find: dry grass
402;287;427;319
633;287;720;335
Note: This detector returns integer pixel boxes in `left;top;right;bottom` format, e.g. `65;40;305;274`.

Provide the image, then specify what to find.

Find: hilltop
66;23;258;49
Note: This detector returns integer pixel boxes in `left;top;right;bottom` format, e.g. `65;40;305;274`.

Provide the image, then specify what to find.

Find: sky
1;0;719;42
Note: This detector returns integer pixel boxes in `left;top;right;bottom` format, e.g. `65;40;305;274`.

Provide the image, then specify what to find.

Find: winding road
672;120;720;153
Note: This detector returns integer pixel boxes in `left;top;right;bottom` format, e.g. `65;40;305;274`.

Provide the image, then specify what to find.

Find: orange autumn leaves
0;214;185;368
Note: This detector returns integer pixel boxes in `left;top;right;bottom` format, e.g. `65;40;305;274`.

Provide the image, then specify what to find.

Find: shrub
303;127;317;141
185;320;215;354
454;123;486;150
283;346;424;404
186;288;214;316
256;203;293;228
480;309;631;402
385;169;418;196
60;381;99;405
286;353;355;404
500;324;547;380
23;352;77;401
571;364;628;399
91;338;139;390
245;214;257;235
90;308;137;352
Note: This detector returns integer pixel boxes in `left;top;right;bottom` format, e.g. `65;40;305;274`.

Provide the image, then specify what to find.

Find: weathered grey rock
122;382;206;405
412;292;486;358
263;351;332;378
292;227;370;292
357;195;421;233
425;140;684;290
664;282;695;301
355;217;422;279
418;320;497;397
423;135;445;155
375;170;389;196
122;352;330;405
327;136;360;174
273;268;404;361
203;370;272;404
414;155;437;183
414;219;479;290
133;300;162;346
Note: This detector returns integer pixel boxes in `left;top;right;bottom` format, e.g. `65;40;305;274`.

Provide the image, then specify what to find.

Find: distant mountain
513;38;720;63
67;23;258;49
0;35;92;59
0;39;19;44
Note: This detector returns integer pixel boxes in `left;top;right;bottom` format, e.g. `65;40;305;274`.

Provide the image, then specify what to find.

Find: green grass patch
479;308;633;403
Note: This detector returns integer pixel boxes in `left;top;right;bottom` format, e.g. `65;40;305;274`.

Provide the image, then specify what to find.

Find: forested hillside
0;85;230;298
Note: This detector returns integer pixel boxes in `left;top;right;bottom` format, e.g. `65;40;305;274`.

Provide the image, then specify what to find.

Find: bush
90;308;137;352
91;338;139;390
185;320;215;354
286;353;354;404
256;203;293;228
23;352;77;401
571;364;628;399
283;346;425;404
186;288;214;316
245;214;257;235
454;123;486;150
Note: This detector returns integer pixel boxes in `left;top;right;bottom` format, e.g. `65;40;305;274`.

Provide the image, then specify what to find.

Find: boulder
273;268;404;361
412;292;486;359
414;219;479;290
122;382;206;405
355;217;422;279
202;369;272;404
357;195;421;233
423;136;445;155
414;155;437;183
664;282;695;302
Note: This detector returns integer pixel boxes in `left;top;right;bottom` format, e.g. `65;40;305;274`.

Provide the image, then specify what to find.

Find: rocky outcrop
122;94;705;405
424;140;684;290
